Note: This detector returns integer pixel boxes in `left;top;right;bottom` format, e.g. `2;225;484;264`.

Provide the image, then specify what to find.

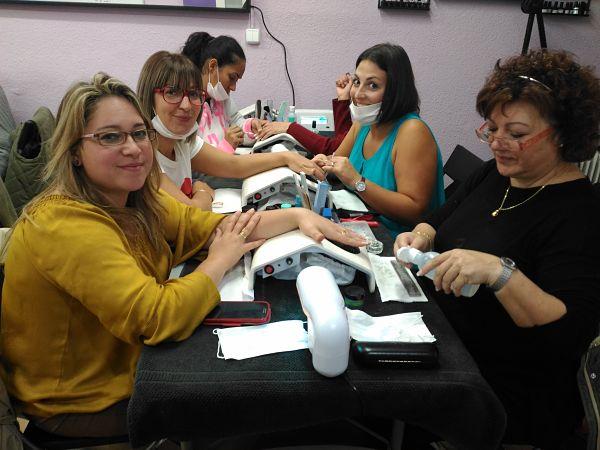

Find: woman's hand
189;181;214;210
420;249;502;297
283;152;326;181
393;231;430;256
251;118;265;136
224;125;244;148
192;181;214;199
206;210;265;270
297;209;367;247
256;121;291;141
317;154;360;187
335;73;352;101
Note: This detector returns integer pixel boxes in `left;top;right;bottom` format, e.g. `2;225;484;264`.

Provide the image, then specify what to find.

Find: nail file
390;260;421;297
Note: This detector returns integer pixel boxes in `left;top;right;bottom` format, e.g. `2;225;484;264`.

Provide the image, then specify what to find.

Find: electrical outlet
245;28;260;45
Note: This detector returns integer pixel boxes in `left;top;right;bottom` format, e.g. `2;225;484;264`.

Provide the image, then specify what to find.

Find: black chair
579;335;600;450
22;421;129;449
443;145;485;198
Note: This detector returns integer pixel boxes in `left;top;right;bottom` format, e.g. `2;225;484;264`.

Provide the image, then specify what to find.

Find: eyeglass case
351;341;438;369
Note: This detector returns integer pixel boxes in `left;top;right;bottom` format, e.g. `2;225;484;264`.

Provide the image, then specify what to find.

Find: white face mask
206;65;229;102
151;114;198;141
349;101;382;126
214;320;308;360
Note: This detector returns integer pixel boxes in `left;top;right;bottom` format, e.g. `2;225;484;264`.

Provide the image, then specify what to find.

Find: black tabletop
128;227;506;449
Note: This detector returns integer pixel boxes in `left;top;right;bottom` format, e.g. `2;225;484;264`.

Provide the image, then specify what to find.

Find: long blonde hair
23;73;165;251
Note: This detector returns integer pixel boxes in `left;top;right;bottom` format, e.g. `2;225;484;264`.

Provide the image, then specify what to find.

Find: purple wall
1;0;598;160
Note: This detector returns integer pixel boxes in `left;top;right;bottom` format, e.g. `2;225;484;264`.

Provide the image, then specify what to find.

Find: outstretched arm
191;141;326;180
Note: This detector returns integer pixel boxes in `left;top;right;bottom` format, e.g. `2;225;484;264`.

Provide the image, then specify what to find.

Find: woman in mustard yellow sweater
0;73;364;438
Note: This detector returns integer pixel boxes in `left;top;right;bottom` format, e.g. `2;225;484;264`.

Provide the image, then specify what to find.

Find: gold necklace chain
491;184;546;217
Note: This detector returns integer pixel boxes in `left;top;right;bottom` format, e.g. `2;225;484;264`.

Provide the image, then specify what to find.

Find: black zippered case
351;341;438;369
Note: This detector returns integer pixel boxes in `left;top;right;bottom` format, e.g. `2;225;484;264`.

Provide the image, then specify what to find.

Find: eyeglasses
476;123;554;151
81;129;157;147
153;86;204;106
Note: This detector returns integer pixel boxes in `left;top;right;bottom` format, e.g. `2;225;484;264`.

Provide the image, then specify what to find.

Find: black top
427;160;600;448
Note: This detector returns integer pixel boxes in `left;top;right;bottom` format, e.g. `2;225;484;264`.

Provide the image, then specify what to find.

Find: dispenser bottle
396;247;479;298
288;105;296;123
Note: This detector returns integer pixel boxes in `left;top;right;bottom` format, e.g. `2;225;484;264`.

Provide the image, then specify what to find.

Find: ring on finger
239;228;249;240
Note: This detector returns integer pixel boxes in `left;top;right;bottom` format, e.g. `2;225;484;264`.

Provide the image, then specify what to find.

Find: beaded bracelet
414;230;433;251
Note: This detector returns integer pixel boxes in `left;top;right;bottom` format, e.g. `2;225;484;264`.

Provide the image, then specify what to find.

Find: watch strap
489;257;516;292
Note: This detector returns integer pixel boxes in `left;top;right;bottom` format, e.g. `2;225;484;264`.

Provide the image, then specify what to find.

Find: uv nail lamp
297;266;350;377
241;167;298;207
252;133;305;153
248;229;375;293
241;167;316;207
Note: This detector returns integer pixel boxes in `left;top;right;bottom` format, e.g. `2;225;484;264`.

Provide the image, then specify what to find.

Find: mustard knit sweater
0;191;223;417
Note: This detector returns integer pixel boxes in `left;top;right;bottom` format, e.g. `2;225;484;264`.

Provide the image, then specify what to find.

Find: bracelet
196;189;214;202
414;230;433;251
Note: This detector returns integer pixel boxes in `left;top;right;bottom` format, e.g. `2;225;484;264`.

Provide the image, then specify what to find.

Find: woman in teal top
314;43;445;237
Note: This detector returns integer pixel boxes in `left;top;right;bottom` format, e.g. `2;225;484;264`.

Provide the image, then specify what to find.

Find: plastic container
366;240;384;255
396;247;479;297
288;105;296;123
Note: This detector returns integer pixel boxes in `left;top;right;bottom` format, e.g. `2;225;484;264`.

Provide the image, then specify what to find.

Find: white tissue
345;309;435;343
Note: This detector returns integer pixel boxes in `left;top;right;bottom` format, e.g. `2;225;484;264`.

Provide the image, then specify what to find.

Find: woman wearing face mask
137;51;325;210
182;32;258;153
314;43;445;237
183;32;353;156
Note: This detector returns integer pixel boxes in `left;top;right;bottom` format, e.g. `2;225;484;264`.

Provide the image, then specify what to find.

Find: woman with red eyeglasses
395;49;600;448
136;51;326;210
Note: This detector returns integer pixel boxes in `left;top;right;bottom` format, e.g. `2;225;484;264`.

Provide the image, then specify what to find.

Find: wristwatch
354;176;367;193
489;256;517;292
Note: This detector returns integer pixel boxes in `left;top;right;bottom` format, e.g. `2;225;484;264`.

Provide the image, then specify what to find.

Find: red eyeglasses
153;86;204;106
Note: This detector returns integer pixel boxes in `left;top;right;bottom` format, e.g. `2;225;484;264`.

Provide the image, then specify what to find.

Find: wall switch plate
245;28;260;45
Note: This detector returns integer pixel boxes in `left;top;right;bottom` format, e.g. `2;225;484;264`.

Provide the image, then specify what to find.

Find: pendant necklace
491;184;546;217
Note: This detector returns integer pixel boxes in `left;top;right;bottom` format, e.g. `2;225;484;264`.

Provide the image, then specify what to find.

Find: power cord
251;5;296;106
343;372;392;450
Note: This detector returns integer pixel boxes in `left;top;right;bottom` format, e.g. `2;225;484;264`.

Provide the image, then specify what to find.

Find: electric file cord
342;372;392;449
251;5;296;106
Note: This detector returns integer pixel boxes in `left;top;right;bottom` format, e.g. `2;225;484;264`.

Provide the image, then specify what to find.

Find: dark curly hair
476;49;600;162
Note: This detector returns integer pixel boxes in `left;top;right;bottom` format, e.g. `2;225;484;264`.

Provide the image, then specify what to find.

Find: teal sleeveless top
348;112;445;237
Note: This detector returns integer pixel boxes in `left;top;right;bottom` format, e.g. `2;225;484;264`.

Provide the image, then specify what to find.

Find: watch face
355;178;366;192
501;257;517;270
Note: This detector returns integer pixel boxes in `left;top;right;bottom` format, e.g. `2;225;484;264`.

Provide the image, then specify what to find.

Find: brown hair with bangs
137;51;202;143
476;49;600;162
